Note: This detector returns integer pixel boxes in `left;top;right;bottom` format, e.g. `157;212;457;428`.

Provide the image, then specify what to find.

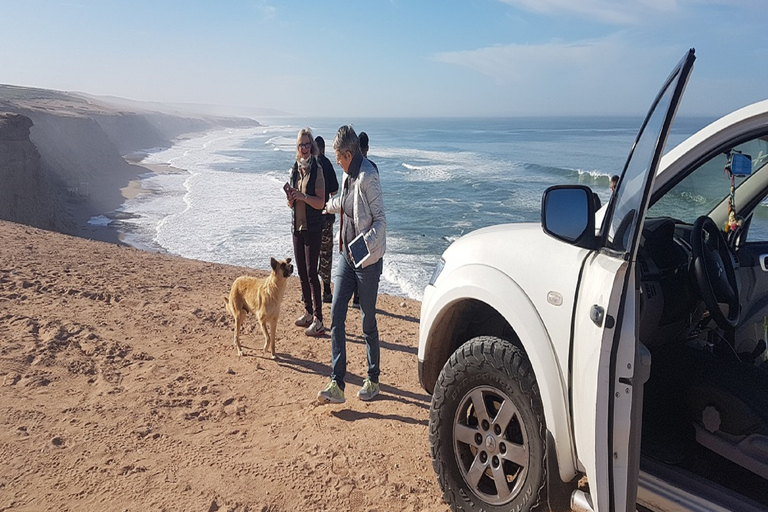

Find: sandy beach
0;89;453;511
0;218;452;511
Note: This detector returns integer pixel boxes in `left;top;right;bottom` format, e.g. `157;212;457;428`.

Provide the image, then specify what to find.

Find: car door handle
590;305;604;327
590;304;615;329
760;254;768;272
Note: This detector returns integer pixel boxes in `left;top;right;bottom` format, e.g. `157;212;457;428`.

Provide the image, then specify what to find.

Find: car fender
420;263;578;481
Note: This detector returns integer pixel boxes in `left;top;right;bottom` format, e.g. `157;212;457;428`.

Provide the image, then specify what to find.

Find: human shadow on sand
277;354;431;412
330;408;428;427
374;307;419;324
345;333;417;356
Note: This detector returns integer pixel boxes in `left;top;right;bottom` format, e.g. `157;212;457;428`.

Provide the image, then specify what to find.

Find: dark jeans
292;230;323;322
330;253;383;390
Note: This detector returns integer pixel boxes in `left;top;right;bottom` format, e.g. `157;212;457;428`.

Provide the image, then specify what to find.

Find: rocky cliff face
0;85;260;241
24;109;141;222
0;113;71;233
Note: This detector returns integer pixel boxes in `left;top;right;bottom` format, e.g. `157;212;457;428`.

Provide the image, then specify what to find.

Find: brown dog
223;257;293;358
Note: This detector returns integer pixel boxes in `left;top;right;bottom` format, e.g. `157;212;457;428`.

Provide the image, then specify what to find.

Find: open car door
570;49;696;512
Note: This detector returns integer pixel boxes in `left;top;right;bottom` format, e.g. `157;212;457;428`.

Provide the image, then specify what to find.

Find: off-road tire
429;336;546;512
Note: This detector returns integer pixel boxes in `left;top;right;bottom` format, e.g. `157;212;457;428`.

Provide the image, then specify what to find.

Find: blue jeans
330;253;383;390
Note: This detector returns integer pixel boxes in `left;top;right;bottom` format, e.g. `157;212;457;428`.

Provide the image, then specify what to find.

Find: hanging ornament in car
723;150;752;233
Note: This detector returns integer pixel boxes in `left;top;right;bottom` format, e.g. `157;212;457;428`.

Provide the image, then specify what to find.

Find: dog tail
223;295;232;316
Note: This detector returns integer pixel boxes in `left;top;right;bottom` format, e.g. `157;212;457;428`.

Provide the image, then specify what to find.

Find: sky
0;0;765;118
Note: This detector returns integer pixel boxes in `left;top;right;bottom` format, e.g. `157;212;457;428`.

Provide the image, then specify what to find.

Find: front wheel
429;336;546;512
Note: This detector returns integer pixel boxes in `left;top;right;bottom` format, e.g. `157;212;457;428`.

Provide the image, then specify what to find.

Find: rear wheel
429;336;546;511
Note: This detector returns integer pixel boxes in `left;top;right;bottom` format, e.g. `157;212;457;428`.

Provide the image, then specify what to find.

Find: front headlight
429;258;446;286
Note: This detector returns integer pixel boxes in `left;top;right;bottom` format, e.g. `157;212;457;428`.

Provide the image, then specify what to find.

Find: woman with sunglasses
286;127;326;337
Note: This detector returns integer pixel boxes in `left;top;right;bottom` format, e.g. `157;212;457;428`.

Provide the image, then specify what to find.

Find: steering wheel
691;216;740;329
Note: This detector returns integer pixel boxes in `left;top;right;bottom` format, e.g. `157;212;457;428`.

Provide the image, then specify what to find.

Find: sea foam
113;116;708;301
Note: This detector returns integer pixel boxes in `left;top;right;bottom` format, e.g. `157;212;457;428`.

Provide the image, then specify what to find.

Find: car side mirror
541;185;598;249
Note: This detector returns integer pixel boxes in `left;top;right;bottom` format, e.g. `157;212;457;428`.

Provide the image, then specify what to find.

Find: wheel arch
420;264;578;481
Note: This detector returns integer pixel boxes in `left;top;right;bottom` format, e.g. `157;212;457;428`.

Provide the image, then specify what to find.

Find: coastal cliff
0;84;259;242
0;112;71;234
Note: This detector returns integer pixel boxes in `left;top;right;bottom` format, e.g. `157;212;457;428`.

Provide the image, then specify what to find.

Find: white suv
418;49;768;512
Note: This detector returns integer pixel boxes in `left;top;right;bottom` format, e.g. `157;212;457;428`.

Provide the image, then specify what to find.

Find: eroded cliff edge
0;112;70;234
0;84;259;243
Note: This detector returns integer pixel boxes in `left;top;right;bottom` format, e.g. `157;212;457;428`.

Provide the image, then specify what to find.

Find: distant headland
0;84;261;243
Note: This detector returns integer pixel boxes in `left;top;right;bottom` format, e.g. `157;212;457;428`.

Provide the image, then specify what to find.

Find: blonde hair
295;127;318;161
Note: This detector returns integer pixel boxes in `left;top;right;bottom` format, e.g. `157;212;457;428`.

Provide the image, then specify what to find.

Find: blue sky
0;0;765;118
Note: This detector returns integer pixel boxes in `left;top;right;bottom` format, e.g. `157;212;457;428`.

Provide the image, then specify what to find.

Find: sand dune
0;220;447;511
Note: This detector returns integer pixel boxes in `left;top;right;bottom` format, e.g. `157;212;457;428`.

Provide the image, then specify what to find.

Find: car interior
636;134;768;506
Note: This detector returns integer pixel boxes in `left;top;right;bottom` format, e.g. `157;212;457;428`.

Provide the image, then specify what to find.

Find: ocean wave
265;135;296;151
573;168;613;180
399;162;460;182
143;128;264;172
113;116;691;300
87;215;111;227
381;252;434;301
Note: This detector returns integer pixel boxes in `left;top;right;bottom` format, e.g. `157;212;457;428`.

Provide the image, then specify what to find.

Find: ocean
108;116;715;300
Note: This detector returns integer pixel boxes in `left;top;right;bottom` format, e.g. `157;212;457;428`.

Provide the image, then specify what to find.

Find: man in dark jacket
315;136;339;303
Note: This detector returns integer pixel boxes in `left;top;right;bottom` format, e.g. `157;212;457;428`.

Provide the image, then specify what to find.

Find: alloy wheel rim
453;385;529;505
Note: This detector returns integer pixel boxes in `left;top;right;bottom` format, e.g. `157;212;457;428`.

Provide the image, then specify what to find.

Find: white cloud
433;39;624;84
255;0;276;20
497;0;760;24
431;37;685;115
497;0;678;24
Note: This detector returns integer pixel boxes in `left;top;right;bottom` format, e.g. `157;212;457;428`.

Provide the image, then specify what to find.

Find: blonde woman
286;127;326;336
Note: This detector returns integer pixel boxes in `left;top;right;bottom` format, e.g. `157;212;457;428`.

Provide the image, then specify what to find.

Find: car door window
744;139;768;241
648;137;768;241
606;70;681;254
650;152;741;222
748;201;768;242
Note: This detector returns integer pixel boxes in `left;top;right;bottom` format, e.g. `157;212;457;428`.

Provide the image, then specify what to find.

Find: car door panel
571;49;696;512
736;242;768;355
572;253;631;511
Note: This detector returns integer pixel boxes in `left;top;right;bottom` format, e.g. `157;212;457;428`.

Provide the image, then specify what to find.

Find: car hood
438;222;590;344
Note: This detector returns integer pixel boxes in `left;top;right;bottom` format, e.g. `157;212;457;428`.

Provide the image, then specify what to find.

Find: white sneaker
295;312;313;327
305;317;325;337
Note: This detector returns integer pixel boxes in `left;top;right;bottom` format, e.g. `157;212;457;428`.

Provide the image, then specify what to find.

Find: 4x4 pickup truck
418;49;768;512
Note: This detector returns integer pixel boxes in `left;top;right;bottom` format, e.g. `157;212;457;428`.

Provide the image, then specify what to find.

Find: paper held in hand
349;233;371;268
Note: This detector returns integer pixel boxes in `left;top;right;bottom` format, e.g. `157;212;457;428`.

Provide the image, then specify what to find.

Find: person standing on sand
315;136;339;305
359;131;378;172
317;125;386;404
350;131;378;309
286;128;326;337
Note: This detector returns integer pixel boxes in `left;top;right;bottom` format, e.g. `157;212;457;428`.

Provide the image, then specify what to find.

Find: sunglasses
298;142;312;150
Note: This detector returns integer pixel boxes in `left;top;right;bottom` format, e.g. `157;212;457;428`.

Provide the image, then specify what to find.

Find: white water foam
118;125;417;298
87;215;111;227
